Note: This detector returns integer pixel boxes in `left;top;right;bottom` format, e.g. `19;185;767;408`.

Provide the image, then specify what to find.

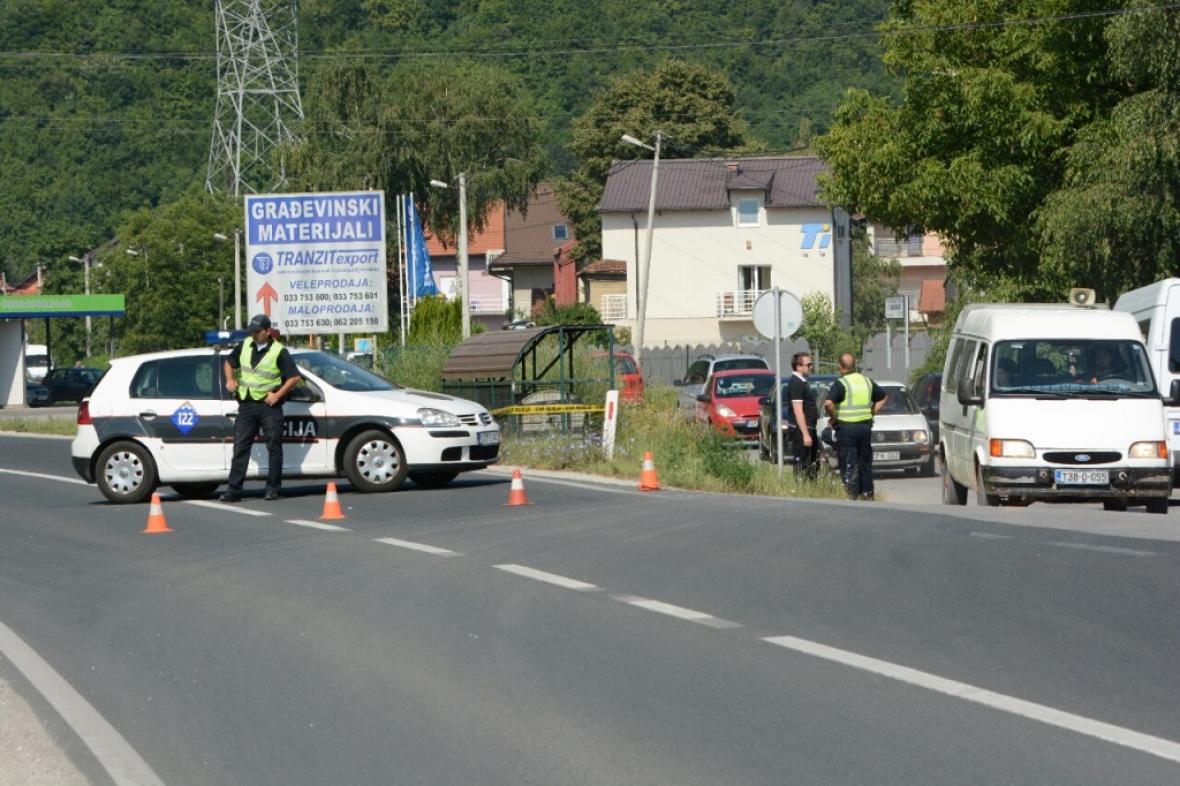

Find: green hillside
0;0;895;282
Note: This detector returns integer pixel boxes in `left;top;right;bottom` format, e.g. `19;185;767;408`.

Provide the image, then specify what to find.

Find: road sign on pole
753;288;803;478
245;190;388;336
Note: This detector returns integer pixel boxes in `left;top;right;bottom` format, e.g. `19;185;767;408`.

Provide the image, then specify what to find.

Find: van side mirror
956;376;982;407
1167;379;1180;406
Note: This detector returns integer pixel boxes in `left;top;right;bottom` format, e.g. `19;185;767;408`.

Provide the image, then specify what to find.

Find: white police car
71;348;501;503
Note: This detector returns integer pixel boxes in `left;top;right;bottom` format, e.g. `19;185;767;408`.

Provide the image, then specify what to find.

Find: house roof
580;259;627;277
425;203;507;257
600;156;829;213
498;185;575;265
918;279;946;313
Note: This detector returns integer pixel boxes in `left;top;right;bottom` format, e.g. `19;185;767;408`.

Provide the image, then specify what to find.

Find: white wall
0;320;26;406
601;204;836;346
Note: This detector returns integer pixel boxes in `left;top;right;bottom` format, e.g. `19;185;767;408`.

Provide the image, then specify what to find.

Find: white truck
24;343;49;382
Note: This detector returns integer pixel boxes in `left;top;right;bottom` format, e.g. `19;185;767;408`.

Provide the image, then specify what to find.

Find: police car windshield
293;352;399;392
991;339;1157;397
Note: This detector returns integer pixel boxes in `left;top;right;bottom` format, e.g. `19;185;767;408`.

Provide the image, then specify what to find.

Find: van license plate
477;430;501;446
873;451;900;462
1055;469;1108;485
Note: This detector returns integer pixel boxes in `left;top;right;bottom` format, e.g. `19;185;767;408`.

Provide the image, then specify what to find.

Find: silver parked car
817;381;936;476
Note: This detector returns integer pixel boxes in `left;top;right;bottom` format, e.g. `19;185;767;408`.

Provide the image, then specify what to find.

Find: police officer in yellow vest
823;352;886;500
220;314;302;502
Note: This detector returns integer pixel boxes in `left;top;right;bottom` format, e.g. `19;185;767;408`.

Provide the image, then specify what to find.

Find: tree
794;293;859;368
815;0;1119;299
286;59;547;244
1037;0;1180;301
557;59;757;262
93;190;241;355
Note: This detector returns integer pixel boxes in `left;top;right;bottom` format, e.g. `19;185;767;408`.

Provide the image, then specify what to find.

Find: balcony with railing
715;289;764;318
600;293;627;322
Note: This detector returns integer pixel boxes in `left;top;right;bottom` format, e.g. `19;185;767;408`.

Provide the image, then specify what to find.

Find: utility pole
458;172;470;339
620;131;662;370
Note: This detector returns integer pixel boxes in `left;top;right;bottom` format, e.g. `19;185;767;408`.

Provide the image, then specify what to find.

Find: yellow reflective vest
238;338;283;401
834;373;874;423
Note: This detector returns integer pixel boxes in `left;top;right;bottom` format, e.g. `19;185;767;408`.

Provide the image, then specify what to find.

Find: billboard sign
245;191;387;335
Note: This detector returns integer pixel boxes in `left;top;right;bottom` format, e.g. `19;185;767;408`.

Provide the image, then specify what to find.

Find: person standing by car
221;314;302;502
824;352;886;499
784;351;820;479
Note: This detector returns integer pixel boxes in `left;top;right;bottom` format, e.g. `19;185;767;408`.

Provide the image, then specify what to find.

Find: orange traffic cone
142;492;173;534
320;482;347;521
505;469;532;506
638;451;661;492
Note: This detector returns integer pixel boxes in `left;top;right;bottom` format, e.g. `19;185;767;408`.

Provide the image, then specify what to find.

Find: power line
0;3;1174;64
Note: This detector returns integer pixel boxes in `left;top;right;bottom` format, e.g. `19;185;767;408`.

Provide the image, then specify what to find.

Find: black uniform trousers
787;426;820;480
227;398;284;493
835;421;874;498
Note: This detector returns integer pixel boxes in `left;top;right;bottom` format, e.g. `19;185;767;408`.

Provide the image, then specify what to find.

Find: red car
595;351;644;403
694;368;776;444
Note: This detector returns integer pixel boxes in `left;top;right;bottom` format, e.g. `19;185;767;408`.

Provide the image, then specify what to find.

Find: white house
599;156;839;346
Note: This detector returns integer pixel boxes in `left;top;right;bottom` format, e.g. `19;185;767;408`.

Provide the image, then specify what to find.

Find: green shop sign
0;294;126;318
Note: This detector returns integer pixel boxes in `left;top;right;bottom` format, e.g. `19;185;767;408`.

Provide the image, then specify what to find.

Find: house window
737;198;760;227
552;224;568;241
738;265;770;292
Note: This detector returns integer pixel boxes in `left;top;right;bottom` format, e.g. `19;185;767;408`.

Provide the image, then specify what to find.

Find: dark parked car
43;367;103;403
758;373;838;461
908;372;942;446
25;381;50;407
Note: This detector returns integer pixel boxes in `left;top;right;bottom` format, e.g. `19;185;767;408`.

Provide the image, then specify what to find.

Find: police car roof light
204;329;250;346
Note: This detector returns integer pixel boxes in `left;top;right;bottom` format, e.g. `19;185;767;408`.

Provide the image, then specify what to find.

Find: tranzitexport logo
801;223;831;250
252;252;274;275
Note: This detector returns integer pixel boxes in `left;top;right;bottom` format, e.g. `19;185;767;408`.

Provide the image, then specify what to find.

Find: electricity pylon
205;0;305;195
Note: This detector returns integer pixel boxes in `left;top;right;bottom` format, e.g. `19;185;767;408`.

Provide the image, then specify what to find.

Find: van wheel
344;430;408;493
171;482;220;499
1146;497;1169;514
1103;499;1128;512
975;464;1001;507
409;471;458;489
941;454;967;505
96;441;157;505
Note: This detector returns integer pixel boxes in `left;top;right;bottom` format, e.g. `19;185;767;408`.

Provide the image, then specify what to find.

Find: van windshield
991;340;1157;397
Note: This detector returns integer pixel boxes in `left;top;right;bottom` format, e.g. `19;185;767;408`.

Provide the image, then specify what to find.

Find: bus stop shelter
0;294;126;407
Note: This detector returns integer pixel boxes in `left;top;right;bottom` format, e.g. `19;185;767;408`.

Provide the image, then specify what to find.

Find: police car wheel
409;471;458;489
344;429;408;492
96;441;157;505
171;482;221;500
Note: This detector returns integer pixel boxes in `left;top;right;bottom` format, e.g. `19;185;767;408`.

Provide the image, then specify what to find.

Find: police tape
491;404;605;416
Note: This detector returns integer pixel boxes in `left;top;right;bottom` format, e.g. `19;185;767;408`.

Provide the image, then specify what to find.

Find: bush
380;342;454;391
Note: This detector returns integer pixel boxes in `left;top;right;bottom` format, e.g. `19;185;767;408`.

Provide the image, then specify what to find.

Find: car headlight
989;439;1035;458
912;430;928;443
717;405;738;419
417;408;463;427
1128;441;1168;459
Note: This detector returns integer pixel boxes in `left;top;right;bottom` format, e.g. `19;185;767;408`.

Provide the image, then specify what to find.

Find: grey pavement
2;434;1180;784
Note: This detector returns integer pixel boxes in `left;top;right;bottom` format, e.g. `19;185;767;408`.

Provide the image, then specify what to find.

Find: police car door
280;380;328;474
132;354;229;473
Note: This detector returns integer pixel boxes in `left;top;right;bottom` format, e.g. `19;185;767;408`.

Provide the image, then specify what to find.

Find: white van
25;343;49;382
939;304;1172;512
1113;279;1180;481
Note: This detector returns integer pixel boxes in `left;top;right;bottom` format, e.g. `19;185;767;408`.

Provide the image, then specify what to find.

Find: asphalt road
2;435;1180;785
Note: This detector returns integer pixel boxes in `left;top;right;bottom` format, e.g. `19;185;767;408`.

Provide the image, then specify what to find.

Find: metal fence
634;330;935;385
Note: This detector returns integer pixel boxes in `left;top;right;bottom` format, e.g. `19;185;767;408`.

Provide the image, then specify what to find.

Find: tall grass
0;417;77;436
500;386;848;499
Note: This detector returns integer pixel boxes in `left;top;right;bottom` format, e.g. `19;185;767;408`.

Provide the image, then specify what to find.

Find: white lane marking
1046;541;1156;557
183;499;271;517
494;564;599;590
0;467;87;486
0;619;166;786
969;531;1013;540
764;635;1180;765
374;537;460;556
0;431;73;441
613;595;743;629
286;519;351;533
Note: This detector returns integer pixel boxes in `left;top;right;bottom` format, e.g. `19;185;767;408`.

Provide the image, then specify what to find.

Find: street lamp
429;175;470;338
68;255;91;357
213;230;242;330
620;131;662;371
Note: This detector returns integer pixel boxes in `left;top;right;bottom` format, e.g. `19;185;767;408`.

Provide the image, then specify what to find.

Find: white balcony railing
715;289;764;318
600;293;627;322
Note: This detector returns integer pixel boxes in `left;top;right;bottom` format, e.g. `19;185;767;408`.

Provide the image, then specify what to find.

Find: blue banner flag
406;197;439;299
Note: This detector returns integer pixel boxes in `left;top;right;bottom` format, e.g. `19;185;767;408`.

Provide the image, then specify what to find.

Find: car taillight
77;401;92;425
